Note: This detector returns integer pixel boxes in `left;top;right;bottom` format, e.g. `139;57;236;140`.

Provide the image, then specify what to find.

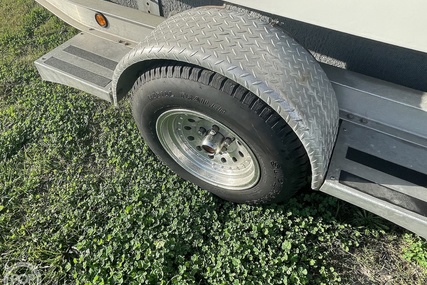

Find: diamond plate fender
111;7;339;189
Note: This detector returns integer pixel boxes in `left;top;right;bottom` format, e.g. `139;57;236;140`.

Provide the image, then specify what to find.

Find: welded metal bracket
136;0;161;16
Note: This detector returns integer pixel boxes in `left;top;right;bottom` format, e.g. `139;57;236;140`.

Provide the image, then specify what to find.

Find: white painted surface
227;0;427;53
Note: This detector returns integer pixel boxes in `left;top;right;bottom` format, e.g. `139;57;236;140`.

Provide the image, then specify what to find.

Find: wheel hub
155;109;261;190
201;125;229;156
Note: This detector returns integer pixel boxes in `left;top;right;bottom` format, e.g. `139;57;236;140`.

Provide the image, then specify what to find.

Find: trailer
34;0;427;239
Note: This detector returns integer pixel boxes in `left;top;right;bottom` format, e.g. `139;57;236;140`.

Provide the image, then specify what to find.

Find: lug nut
221;137;233;152
210;125;219;135
198;127;206;136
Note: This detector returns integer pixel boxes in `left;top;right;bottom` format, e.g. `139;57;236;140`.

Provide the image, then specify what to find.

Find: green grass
1;0;427;284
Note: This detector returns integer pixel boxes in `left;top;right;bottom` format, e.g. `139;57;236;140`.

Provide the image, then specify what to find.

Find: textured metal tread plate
44;57;112;87
63;45;118;71
321;121;427;239
35;33;132;102
113;7;340;189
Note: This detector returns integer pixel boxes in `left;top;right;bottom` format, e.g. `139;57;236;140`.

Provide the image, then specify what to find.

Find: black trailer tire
131;63;310;204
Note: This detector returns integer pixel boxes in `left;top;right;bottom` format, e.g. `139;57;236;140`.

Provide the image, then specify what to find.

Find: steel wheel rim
156;109;261;190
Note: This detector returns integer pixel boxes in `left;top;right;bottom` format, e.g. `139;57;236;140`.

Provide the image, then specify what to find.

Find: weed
403;234;427;270
1;1;426;284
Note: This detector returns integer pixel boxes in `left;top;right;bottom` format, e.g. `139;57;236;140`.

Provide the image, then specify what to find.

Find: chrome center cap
201;125;225;155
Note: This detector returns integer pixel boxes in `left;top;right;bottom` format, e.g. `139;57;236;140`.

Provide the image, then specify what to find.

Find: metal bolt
346;114;354;120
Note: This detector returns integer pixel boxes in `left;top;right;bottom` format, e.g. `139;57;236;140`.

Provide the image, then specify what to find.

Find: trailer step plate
321;120;427;238
35;33;131;102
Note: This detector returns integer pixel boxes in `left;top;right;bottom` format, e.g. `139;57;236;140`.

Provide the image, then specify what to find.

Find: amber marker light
95;13;108;28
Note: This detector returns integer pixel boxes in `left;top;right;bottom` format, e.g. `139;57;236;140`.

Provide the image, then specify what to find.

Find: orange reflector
95;13;108;28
